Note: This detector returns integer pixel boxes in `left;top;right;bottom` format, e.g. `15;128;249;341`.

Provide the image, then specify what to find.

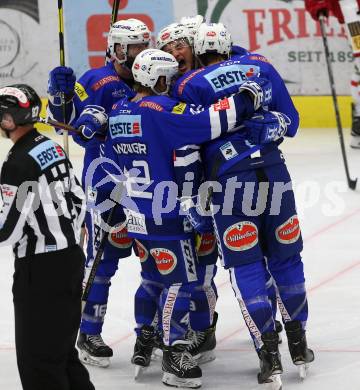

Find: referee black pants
12;245;95;390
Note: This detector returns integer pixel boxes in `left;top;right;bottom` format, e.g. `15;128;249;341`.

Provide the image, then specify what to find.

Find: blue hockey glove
180;196;213;234
74;105;108;140
239;77;272;110
48;66;76;98
244;109;291;145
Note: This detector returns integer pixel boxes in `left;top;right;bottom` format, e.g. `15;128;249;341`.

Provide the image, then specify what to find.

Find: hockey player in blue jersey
98;48;278;388
157;20;283;364
47;18;151;367
170;22;314;388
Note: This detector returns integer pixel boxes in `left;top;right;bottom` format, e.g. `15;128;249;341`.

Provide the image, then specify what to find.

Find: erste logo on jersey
204;64;260;93
275;215;301;244
29;140;66;170
134;240;148;262
151;248;177;275
108;223;133;249
109;115;142;138
223;221;258;251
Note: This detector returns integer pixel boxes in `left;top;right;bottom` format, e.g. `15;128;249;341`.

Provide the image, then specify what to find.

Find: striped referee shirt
0;128;85;259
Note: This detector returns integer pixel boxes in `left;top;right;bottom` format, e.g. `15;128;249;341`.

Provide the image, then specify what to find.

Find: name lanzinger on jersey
112;142;147;155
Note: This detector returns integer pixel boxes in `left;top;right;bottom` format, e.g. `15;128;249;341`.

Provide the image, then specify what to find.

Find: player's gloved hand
74;105;108;141
180;196;213;234
243;109;291;145
48;66;76;98
305;0;329;21
239;76;272;110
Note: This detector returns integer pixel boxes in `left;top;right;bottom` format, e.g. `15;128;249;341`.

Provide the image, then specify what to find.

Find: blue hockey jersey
171;49;299;178
101;92;254;240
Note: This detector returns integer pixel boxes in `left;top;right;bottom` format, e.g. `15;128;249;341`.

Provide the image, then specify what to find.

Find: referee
0;84;95;390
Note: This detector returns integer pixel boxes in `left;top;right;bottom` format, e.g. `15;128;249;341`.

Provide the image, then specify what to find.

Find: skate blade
194;350;216;365
296;363;309;380
162;372;202;389
264;374;282;390
79;350;110;368
134;365;147;380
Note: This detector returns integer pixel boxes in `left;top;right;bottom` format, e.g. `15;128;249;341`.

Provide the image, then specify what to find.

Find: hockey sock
229;261;274;350
160;282;197;346
134;273;164;336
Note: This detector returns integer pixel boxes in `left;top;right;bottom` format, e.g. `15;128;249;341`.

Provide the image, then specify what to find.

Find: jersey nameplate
29;140;66;170
109;115;142;138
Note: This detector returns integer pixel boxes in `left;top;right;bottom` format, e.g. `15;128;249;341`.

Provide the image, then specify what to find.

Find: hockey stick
111;0;121;26
319;15;357;190
38;117;80;133
81;182;126;313
57;0;69;156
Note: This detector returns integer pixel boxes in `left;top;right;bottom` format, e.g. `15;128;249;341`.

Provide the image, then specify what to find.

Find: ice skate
131;325;158;380
257;331;283;390
285;320;314;380
187;312;218;364
77;333;113;368
162;341;202;388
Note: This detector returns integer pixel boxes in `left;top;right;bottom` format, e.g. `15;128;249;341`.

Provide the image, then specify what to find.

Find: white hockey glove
74;105;108;140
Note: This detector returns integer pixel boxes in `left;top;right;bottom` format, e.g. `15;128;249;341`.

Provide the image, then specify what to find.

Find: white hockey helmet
156;23;193;50
179;15;204;37
132;49;178;95
107;18;150;64
194;22;232;57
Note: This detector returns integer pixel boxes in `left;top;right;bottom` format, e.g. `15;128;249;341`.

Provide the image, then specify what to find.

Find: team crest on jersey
275;215;301;244
151;248;177;275
109;115;142;138
197;232;217;257
223;221;258;251
108;223;133;249
29;140;66;170
220;141;238;160
134;240;148;262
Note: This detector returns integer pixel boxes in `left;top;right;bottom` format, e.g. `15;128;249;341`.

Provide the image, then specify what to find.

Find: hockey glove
239;77;272;111
244;109;291;145
304;0;329;21
48;66;76;99
180;196;213;234
74;105;108;140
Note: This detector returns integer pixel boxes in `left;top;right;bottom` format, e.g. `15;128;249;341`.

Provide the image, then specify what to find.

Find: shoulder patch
177;68;205;95
249;55;270;63
28;140;66;170
91;75;120;92
172;102;187;115
74;82;89;101
213;97;230;111
139;101;164;111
